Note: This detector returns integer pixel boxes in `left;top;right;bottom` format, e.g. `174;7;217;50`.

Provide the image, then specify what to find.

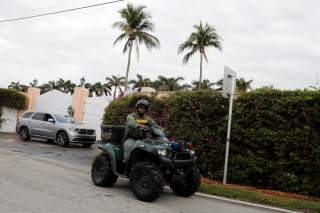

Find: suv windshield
54;114;74;123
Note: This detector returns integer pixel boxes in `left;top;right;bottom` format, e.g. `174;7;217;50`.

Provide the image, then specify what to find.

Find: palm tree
214;78;253;94
192;79;215;90
64;80;76;94
156;76;184;91
106;75;125;100
84;83;93;97
90;82;110;97
29;78;38;87
214;79;223;91
178;21;222;90
56;78;66;93
129;74;151;89
236;78;253;94
8;81;28;92
112;3;160;90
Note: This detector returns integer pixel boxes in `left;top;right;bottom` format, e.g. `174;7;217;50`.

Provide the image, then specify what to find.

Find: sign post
222;66;236;184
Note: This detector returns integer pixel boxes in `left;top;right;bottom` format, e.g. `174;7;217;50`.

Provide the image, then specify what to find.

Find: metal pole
223;75;235;184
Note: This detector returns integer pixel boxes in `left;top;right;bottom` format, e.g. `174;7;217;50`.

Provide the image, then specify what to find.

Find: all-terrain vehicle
91;125;201;202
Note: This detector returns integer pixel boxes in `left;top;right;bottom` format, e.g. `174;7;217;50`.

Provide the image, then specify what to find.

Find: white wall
82;96;112;140
34;90;72;115
0;107;17;133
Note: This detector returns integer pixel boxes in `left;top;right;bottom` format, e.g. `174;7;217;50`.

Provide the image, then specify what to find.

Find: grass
199;183;320;213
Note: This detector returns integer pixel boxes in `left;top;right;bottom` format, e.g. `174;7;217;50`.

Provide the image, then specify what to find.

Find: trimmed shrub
0;88;27;109
168;90;228;179
220;89;320;195
0;88;27;127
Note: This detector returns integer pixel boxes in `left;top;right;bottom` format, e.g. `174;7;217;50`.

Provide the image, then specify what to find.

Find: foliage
85;82;111;97
153;76;185;91
178;21;222;90
0;88;27;127
200;184;320;212
103;88;320;196
106;75;125;100
8;81;28;92
0;88;27;109
0;108;3;127
191;79;215;90
112;3;160;89
129;74;151;89
219;89;320;196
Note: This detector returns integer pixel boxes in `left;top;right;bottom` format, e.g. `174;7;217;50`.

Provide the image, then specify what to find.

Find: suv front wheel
56;131;69;147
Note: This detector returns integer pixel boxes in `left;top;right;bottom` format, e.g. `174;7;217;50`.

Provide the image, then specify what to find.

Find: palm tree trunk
199;52;203;90
124;40;133;91
113;86;117;100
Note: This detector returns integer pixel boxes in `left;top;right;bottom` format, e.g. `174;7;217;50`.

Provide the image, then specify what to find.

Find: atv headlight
189;150;195;156
158;149;167;156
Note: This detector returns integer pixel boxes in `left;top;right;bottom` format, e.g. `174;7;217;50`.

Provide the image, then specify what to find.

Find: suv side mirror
48;118;55;123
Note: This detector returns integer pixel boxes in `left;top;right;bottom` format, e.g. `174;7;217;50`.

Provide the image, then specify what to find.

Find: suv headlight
69;128;79;133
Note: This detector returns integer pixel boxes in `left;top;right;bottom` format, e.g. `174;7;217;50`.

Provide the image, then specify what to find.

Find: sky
0;0;319;90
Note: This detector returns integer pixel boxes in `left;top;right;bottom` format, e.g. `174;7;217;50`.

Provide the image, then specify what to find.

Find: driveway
0;133;289;213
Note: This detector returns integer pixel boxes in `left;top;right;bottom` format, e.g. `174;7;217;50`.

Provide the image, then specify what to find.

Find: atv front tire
170;167;201;197
130;161;164;202
91;153;118;187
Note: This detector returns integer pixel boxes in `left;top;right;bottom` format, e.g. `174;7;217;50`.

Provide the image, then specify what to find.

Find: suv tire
19;127;31;141
130;161;164;202
56;131;69;147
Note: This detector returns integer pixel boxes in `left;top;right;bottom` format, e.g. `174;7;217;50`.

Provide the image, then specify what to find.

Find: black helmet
136;99;149;111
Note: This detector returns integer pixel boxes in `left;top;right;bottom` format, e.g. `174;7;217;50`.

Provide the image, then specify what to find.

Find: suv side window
22;112;34;118
44;114;54;122
32;113;45;121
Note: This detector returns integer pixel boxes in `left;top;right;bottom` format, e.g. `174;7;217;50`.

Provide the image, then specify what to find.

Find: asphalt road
0;134;285;213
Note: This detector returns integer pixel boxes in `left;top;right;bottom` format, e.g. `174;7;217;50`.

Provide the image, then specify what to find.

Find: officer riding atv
91;99;201;202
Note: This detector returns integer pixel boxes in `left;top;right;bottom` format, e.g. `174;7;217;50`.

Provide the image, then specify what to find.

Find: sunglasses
138;106;147;110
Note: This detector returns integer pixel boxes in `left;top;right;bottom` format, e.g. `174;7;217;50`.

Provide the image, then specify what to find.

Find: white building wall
0;107;18;133
34;90;72;115
82;96;112;140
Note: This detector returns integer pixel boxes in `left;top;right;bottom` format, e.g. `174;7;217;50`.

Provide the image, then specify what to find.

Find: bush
0;88;27;109
220;89;320;195
0;88;27;127
102;89;320;196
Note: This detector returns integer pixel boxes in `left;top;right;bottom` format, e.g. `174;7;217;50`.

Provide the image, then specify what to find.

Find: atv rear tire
91;153;118;187
130;161;164;202
170;167;201;197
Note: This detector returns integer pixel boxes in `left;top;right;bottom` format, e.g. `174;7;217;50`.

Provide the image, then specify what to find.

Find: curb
194;191;301;213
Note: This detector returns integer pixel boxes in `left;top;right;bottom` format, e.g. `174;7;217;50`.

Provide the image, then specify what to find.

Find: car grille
79;129;95;135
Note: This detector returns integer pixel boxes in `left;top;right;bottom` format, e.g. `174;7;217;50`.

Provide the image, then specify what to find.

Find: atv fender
96;144;118;175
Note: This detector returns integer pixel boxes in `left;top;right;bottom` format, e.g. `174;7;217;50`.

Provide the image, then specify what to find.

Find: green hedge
221;89;320;195
0;88;27;127
102;89;320;196
0;88;27;109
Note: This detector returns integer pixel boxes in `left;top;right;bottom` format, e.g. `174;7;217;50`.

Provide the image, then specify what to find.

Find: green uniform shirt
125;112;165;138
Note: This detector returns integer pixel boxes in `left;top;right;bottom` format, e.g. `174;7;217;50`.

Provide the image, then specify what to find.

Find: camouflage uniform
123;112;166;161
